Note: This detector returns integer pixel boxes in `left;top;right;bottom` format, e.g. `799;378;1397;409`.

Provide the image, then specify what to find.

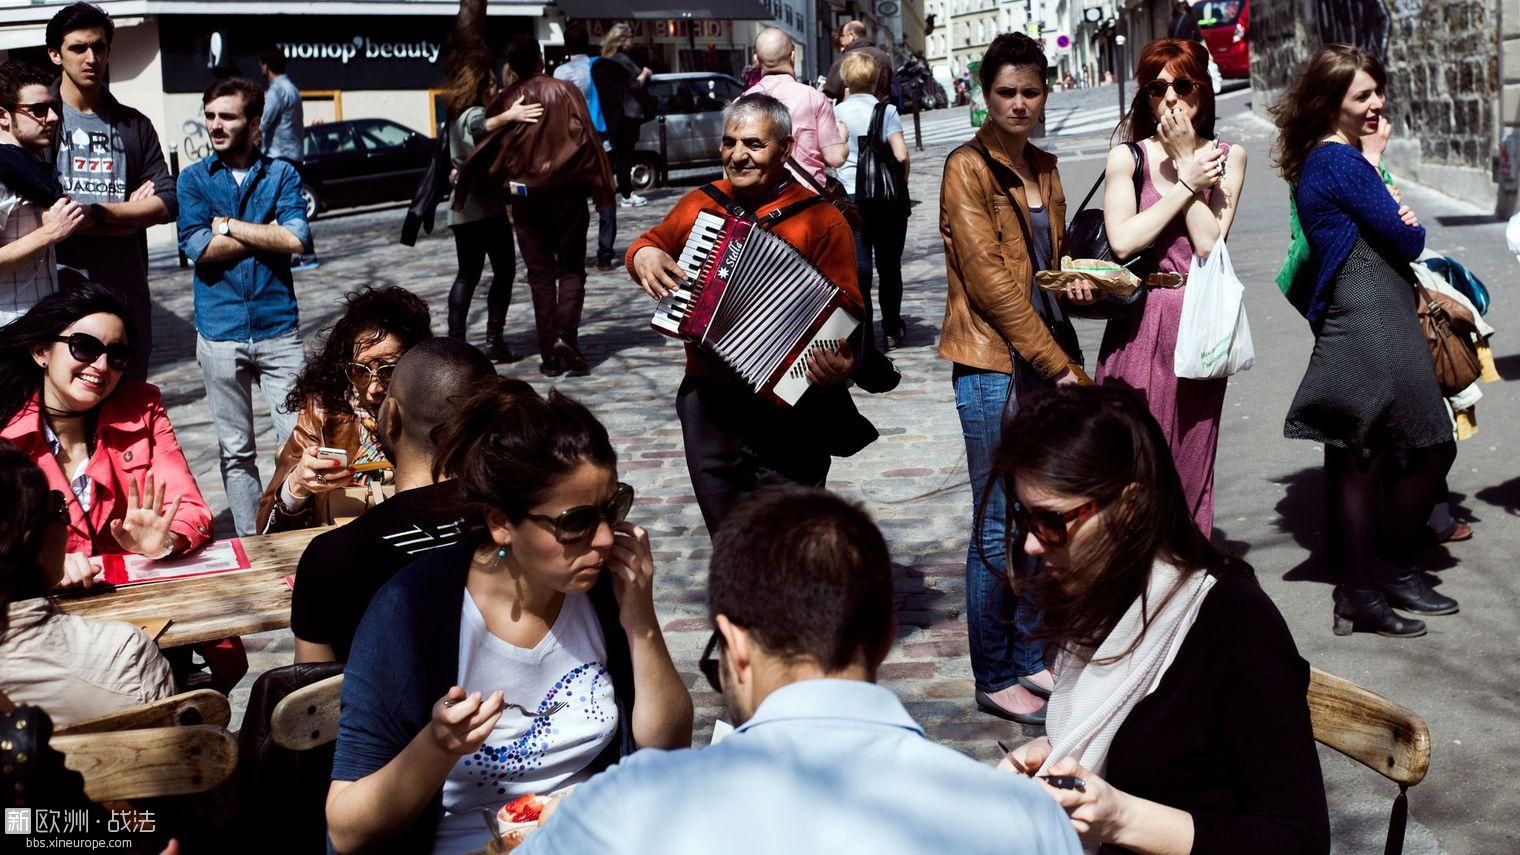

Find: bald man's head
754;28;794;71
382;337;496;460
841;20;867;44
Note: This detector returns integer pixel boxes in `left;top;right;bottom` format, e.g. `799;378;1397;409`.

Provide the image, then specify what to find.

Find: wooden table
55;528;323;648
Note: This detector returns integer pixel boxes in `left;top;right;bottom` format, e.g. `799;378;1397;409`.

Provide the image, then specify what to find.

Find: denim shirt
177;153;310;342
260;75;305;163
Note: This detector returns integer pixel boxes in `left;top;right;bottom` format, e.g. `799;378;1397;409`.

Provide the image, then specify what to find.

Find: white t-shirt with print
434;590;617;854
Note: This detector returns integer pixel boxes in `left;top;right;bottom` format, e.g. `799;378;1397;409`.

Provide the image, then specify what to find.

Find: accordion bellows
651;211;861;406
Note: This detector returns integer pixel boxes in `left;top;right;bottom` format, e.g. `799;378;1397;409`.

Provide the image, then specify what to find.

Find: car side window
647;81;682;115
355;120;413;150
305;124;358;157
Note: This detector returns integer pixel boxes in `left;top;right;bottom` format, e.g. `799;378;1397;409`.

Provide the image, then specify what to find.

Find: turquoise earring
497;547;508;558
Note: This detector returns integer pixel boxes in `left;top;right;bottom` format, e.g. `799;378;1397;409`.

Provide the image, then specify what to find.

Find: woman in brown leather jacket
938;33;1087;726
255;287;431;533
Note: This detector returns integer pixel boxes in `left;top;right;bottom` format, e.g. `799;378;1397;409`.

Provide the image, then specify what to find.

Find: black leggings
1325;442;1456;590
447;215;515;339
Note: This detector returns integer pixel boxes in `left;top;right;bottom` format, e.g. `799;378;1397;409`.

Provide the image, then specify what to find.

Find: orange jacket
2;383;213;557
626;180;859;376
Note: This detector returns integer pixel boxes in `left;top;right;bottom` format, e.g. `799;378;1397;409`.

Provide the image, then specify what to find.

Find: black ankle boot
1333;588;1427;638
1381;571;1459;615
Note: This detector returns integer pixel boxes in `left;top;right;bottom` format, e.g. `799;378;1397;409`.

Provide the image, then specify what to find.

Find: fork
503;699;568;718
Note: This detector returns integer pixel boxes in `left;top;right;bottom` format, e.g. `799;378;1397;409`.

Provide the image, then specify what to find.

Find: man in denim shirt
177;77;311;536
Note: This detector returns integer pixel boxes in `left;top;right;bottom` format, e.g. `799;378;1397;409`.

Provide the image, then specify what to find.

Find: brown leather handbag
1415;280;1482;396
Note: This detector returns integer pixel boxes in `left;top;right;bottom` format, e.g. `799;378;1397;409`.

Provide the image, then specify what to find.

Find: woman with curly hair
1272;45;1455;638
255;286;432;533
442;50;541;360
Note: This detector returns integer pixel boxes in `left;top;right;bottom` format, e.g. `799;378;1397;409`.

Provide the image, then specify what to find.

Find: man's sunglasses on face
9;101;60;121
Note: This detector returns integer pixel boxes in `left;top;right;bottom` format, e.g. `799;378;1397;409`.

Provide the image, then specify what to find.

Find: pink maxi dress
1096;142;1231;535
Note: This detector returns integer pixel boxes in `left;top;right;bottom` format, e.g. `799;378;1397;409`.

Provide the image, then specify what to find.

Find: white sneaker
619;194;649;208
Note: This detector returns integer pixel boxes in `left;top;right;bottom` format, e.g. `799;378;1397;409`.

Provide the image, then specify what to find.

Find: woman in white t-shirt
326;379;693;854
834;52;911;350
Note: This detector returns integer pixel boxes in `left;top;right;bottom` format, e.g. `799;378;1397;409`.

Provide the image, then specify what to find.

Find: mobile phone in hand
315;446;349;468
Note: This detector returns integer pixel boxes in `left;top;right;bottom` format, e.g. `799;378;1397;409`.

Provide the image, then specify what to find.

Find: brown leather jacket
254;401;360;534
456;74;615;211
937;126;1080;378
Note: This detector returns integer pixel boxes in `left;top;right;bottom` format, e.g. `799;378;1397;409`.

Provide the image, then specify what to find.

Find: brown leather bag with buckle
1414;280;1481;396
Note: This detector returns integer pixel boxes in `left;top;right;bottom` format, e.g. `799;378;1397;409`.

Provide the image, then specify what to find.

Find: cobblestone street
133;92;1518;853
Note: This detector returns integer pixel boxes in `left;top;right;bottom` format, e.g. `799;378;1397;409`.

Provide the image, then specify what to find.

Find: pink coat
1;382;214;557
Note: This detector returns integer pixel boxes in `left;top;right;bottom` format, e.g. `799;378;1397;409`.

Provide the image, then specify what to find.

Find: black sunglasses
1143;78;1199;99
522;482;635;543
1010;500;1101;548
345;361;397;388
11;101;60;120
698;631;723;694
54;332;132;371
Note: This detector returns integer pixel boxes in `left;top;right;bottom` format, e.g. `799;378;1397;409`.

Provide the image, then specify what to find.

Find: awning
554;0;773;20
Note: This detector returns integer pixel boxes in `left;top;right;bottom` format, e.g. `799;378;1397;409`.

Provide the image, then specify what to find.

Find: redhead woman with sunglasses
326;379;691;854
992;385;1329;854
1095;38;1247;537
0;283;213;584
255;285;431;533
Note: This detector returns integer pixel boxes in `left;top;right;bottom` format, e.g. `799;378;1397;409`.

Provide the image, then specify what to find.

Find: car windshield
1193;0;1242;27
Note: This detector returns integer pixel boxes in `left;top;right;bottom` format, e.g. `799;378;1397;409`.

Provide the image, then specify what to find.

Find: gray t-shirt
54;104;144;291
1028;204;1053;273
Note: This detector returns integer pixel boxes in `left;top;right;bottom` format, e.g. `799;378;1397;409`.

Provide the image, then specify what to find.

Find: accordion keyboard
651;212;727;335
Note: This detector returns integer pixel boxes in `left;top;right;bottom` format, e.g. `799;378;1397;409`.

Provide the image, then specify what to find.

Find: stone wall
1250;0;1505;213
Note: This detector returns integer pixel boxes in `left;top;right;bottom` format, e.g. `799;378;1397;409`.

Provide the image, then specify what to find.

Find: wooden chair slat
54;690;232;736
52;725;238;802
1307;667;1431;786
270;673;344;751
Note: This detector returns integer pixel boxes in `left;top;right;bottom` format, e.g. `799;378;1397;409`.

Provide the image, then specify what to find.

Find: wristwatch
215;217;231;236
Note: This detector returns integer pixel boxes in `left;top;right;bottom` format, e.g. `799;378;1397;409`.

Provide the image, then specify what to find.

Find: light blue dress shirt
260;75;305;163
517;679;1081;855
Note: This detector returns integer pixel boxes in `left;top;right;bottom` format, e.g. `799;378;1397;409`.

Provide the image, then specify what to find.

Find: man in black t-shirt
290;338;506;662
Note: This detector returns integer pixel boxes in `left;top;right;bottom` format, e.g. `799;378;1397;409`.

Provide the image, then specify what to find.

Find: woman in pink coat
0;284;242;689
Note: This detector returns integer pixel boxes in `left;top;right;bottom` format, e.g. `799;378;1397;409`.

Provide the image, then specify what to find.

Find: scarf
1039;560;1217;786
0;143;62;206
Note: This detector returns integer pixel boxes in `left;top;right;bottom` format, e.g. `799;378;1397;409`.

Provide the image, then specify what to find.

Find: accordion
651;211;861;406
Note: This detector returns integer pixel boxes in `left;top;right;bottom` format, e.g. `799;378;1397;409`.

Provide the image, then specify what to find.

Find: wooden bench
51;725;238;802
1307;667;1431;855
53;690;231;736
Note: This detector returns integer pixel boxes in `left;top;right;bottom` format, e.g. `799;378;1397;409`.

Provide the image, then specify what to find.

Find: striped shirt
0;182;56;325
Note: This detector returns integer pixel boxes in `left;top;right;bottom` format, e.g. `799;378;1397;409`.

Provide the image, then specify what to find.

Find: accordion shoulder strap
698;183;827;230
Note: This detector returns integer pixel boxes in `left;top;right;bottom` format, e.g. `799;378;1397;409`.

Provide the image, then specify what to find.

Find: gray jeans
196;330;304;536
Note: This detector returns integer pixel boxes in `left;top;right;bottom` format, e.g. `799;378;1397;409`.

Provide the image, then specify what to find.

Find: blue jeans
953;364;1044;692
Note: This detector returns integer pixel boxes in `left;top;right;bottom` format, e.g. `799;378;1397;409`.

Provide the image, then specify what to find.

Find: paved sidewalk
134;91;1518;853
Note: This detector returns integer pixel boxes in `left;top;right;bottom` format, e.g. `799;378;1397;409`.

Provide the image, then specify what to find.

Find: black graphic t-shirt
54;105;145;291
291;480;467;661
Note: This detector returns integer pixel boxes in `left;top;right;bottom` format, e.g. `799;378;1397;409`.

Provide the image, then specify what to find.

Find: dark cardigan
1101;568;1331;855
329;544;636;853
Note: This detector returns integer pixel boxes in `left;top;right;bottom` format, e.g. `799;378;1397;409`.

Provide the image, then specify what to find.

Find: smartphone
1214;133;1227;180
315;447;349;468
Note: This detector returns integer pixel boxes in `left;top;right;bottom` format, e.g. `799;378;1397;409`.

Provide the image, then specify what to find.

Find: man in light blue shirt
519;488;1080;855
258;47;303;165
552;22;618;270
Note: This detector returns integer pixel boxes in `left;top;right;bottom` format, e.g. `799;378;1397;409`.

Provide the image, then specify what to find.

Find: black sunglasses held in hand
522;482;635;543
1143;78;1198;99
1010;500;1101;548
55;333;132;371
699;631;723;694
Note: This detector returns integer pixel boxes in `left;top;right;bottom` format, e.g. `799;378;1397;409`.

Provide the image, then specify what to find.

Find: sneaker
618;194;649;208
291;255;321;271
594;261;616;272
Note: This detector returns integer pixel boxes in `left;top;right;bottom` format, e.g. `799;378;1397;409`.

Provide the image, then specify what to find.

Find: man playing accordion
627;93;873;534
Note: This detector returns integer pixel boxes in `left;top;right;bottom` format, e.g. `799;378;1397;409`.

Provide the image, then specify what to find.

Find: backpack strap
698;182;826;229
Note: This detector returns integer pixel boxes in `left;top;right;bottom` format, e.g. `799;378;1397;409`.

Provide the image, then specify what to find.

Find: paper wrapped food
1035;256;1143;296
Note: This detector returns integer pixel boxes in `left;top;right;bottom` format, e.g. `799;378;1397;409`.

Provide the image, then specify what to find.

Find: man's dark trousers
511;187;591;359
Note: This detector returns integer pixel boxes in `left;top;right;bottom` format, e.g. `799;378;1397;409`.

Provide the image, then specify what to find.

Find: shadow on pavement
1273;465;1335;584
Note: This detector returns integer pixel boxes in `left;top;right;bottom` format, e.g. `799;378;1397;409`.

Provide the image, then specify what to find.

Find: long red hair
1121;39;1216;143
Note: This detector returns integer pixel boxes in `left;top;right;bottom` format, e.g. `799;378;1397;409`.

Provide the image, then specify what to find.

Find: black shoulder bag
1061;141;1152;320
856;101;908;207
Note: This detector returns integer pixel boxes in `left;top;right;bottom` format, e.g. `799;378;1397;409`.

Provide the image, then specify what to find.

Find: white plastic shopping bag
1174;241;1255;379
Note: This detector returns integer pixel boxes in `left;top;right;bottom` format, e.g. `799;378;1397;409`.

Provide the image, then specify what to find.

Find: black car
296;119;433;218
